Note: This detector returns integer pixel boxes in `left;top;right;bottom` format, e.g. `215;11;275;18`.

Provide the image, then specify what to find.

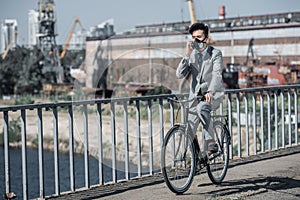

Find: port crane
2;32;18;60
187;0;197;24
60;17;84;58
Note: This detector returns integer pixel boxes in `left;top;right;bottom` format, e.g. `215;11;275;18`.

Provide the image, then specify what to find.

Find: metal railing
0;85;299;199
224;84;299;158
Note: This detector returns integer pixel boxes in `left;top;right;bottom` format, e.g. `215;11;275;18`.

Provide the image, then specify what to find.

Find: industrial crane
60;17;84;58
2;32;18;60
187;0;197;24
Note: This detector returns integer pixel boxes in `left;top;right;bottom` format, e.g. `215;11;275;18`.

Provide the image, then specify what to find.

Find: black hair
188;22;209;38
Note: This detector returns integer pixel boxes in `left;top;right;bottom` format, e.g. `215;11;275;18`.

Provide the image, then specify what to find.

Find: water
0;146;147;199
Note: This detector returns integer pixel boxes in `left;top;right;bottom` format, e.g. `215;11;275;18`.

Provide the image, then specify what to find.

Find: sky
0;0;300;45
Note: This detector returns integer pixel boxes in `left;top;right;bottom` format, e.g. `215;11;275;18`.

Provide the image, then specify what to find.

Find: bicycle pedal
208;151;222;161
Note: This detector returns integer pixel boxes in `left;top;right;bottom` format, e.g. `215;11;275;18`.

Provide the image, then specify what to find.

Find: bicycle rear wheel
207;121;230;184
161;125;196;194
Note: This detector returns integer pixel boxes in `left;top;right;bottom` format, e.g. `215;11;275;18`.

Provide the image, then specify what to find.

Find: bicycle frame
169;96;231;163
169;96;207;162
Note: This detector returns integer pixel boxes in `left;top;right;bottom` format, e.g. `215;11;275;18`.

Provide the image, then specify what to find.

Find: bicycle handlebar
167;95;205;103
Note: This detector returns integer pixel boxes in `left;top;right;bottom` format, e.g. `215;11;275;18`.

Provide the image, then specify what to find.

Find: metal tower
37;0;63;83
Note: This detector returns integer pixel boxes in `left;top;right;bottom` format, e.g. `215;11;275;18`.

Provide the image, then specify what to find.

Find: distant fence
0;84;299;199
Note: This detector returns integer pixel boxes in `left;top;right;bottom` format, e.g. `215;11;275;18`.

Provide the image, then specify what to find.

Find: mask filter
198;41;205;49
191;38;206;50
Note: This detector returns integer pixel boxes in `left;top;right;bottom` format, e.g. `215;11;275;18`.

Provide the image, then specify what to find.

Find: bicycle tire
161;125;196;194
207;121;230;184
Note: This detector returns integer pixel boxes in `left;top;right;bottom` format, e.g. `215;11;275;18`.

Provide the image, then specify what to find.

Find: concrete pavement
47;145;300;200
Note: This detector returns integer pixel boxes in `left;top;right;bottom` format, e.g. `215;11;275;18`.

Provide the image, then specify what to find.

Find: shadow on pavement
196;176;300;198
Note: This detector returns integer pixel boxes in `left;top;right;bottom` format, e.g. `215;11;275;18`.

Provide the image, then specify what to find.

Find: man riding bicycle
176;22;225;155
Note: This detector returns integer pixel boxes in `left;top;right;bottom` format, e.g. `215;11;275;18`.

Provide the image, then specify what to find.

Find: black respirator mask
191;38;206;50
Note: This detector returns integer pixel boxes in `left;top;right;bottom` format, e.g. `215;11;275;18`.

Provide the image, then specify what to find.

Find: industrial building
82;10;300;95
0;19;18;55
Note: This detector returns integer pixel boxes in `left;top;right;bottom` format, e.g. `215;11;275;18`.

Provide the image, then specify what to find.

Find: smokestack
219;6;226;19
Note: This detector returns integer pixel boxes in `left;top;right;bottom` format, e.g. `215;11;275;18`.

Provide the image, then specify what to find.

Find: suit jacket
176;45;225;110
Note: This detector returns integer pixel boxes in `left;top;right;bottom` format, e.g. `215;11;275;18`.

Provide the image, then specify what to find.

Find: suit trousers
188;99;214;152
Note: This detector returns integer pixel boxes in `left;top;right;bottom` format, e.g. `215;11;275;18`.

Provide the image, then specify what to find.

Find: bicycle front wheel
161;125;196;194
207;121;230;184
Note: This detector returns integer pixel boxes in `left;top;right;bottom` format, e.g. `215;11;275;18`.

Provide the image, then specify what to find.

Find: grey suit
176;45;224;147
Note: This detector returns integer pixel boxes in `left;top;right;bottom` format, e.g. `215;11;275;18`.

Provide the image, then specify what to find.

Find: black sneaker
207;143;218;155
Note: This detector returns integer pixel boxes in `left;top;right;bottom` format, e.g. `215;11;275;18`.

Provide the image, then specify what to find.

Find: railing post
110;102;117;183
136;100;142;177
236;92;241;157
294;88;298;145
180;101;185;124
252;92;257;155
159;98;164;148
267;90;271;150
260;90;264;153
68;105;75;191
288;89;292;146
82;104;90;188
281;90;285;148
147;100;153;175
21;109;28;199
37;107;45;198
123;102;130;180
274;90;278;149
159;98;164;171
227;93;233;159
53;106;60;195
244;93;249;156
170;100;174;128
3;111;11;195
97;103;104;184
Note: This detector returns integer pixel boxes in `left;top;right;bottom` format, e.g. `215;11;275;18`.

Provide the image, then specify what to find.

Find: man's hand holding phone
185;41;193;57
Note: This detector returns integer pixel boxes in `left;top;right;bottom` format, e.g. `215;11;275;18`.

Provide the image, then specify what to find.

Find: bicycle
161;96;231;194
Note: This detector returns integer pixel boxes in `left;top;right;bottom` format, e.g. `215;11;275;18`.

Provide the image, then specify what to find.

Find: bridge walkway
46;145;300;200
